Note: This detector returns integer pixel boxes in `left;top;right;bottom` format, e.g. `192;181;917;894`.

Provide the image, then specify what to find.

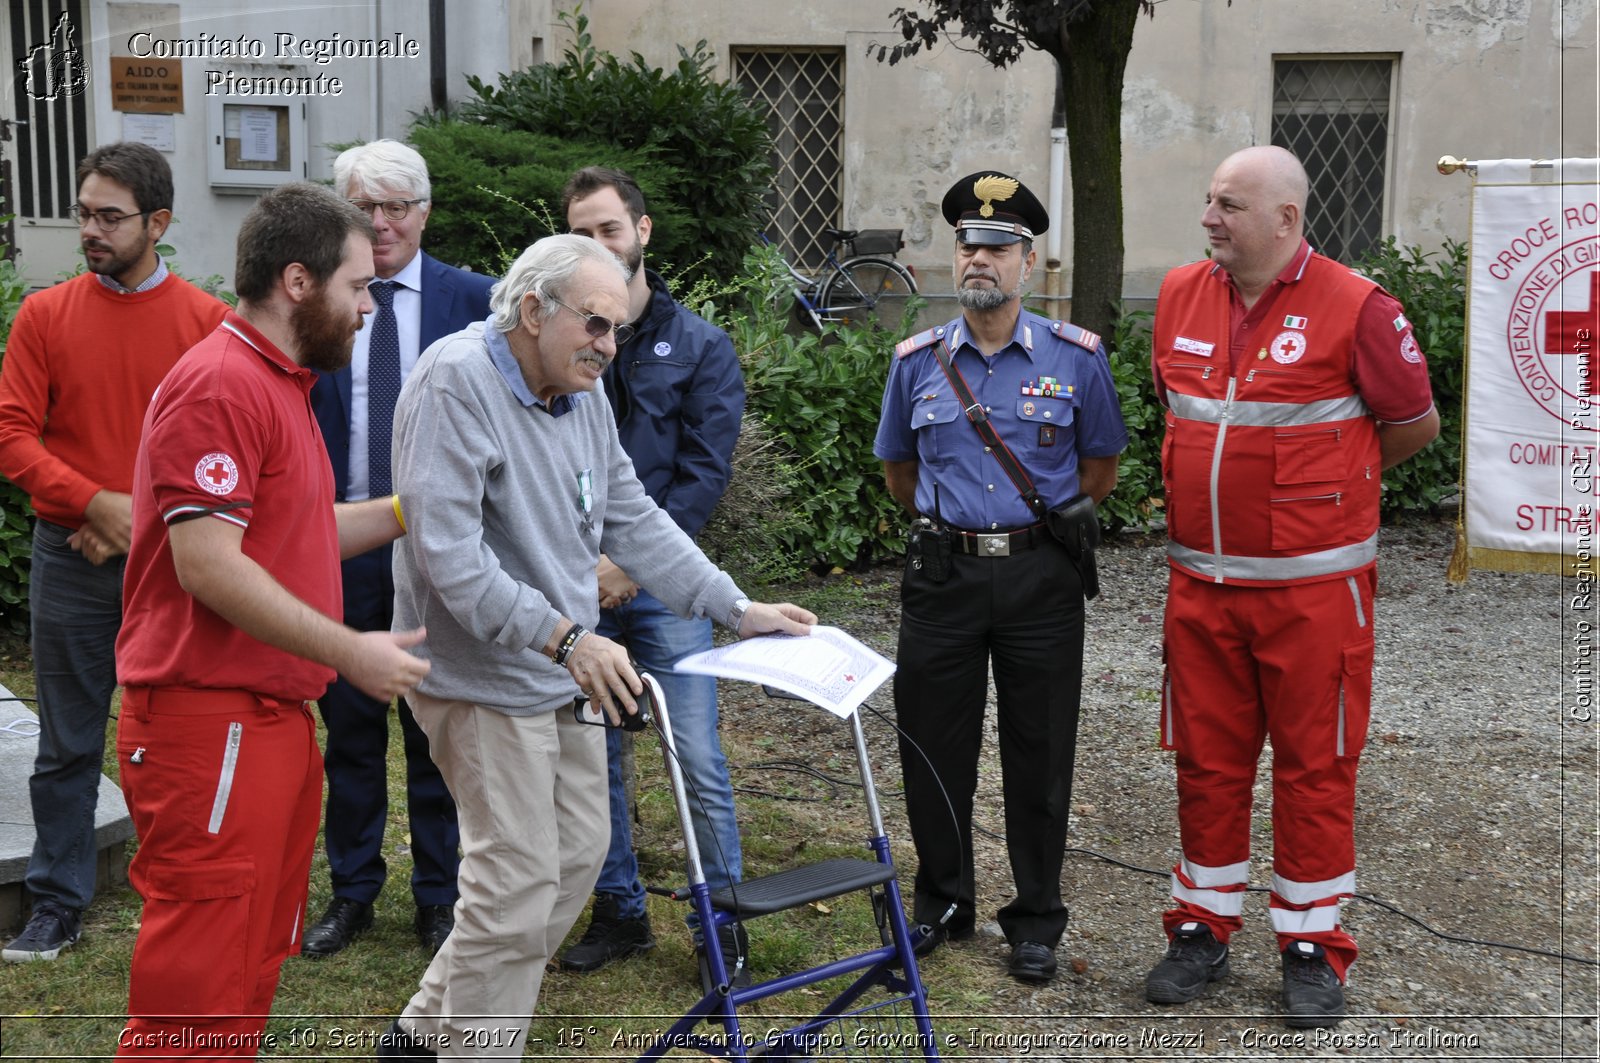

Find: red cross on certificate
1545;270;1598;397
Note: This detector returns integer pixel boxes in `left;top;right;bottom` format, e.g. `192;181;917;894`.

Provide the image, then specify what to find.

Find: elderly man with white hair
377;234;816;1061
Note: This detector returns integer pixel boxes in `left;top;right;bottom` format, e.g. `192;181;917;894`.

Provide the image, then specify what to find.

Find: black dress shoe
1007;941;1058;984
377;1018;437;1061
300;897;373;958
414;904;453;954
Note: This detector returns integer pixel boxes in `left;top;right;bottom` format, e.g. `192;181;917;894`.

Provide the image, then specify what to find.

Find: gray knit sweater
391;320;743;714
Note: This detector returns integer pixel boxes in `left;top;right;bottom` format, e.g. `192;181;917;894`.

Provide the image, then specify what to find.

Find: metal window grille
1272;57;1394;264
732;48;842;270
4;0;91;227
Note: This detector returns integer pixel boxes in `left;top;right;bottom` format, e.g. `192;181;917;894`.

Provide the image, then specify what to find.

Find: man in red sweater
0;142;226;962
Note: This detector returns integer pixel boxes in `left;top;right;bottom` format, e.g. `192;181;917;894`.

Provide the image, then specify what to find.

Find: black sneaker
559;895;654;973
299;897;374;958
697;921;751;993
1145;921;1230;1003
910;920;975;958
1281;940;1346;1028
2;902;82;962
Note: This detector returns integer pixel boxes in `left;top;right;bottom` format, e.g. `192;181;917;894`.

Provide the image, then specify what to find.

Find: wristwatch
728;596;752;632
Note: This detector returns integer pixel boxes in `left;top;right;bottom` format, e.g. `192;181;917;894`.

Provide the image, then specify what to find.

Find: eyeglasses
69;205;153;231
548;296;635;346
349;198;427;221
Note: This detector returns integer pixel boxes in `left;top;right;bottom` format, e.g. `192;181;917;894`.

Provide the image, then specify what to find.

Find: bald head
1201;146;1310;300
1220;146;1309;217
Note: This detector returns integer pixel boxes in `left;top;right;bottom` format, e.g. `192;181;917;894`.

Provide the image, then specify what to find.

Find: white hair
333;138;431;201
488;234;628;334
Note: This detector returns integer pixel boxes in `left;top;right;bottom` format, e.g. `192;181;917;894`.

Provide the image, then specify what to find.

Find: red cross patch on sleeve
195;452;241;496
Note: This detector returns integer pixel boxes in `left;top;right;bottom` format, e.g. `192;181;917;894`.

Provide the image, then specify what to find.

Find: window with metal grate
733;48;844;271
1272;56;1396;264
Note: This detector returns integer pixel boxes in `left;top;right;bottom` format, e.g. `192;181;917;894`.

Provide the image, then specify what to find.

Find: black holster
1045;493;1102;599
908;518;952;584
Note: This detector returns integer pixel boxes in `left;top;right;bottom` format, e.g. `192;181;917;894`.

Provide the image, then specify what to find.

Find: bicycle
767;227;919;333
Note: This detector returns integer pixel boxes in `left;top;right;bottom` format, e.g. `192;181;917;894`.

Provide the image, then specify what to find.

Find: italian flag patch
1283;315;1307;329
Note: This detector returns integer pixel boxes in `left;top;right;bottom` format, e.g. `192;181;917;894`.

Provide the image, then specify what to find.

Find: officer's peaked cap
942;171;1048;246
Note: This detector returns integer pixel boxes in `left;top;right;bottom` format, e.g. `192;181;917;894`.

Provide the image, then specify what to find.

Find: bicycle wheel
820;257;918;333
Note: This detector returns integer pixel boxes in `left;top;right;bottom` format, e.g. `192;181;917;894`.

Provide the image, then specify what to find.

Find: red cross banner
1449;158;1599;579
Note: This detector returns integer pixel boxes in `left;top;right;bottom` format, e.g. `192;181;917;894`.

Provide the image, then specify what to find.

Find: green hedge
406;122;693;277
700;245;906;577
437;7;772;291
1355;237;1467;515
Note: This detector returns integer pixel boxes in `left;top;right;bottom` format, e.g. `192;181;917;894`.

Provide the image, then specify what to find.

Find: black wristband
553;623;588;667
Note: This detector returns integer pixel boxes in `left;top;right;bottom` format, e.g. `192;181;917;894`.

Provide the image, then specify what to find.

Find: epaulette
895;327;941;359
1050;320;1102;353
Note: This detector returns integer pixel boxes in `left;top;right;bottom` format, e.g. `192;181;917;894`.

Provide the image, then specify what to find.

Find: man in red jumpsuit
113;182;432;1057
1145;146;1438;1028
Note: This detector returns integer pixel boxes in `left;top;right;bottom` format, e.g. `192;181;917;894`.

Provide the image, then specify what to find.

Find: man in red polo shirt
113;182;432;1057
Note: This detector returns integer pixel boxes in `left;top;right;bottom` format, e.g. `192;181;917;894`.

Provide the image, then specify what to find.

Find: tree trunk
1053;0;1142;344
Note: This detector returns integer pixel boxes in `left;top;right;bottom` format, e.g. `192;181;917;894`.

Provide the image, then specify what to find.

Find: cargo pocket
128;857;255;1016
1335;642;1374;759
1269;492;1343;550
1273;427;1344;485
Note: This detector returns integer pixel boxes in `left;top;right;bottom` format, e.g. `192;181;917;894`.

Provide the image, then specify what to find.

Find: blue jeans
594;590;741;921
26;520;125;912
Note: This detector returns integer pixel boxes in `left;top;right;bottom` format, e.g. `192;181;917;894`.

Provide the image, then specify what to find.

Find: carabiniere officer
873;170;1128;985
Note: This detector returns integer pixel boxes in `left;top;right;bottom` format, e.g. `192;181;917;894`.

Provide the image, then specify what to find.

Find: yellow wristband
391;494;407;533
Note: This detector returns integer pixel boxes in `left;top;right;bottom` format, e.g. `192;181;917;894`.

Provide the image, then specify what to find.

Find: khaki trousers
401;696;607;1059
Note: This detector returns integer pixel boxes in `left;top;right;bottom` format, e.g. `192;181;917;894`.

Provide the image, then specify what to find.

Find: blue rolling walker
634;672;941;1062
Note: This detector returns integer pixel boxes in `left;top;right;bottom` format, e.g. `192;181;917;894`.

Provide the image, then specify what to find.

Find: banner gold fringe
1454;547;1582;578
1447;524;1471;582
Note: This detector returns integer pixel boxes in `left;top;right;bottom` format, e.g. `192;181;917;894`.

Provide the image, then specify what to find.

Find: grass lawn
0;577;1009;1058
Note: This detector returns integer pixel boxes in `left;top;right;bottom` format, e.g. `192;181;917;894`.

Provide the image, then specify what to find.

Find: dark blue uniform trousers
318;545;459;907
895;537;1084;948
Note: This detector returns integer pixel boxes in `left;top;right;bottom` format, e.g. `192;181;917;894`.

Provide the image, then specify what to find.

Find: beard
81;237;145;282
292;283;362;373
615;235;644;283
955;265;1028;311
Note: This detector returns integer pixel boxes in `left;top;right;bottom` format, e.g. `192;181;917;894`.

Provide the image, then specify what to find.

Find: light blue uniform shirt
874;310;1127;530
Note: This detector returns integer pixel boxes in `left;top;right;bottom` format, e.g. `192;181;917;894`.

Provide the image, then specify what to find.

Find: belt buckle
978;533;1010;557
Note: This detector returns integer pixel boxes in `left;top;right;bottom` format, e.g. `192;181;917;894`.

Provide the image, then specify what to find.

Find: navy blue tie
366;279;401;496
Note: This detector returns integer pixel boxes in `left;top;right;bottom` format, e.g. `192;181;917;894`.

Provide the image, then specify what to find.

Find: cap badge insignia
973;175;1019;218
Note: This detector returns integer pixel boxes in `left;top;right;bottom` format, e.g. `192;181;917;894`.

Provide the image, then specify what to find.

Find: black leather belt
949;523;1046;557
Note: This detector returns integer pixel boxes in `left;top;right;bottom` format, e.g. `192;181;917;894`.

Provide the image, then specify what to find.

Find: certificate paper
673;626;894;718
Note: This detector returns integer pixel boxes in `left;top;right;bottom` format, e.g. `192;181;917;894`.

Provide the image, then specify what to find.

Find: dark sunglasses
548;296;635;346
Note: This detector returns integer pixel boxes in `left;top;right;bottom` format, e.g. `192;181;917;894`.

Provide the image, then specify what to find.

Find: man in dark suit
304;139;495;957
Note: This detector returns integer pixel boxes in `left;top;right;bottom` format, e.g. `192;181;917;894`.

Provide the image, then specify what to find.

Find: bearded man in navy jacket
305;139;494;957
